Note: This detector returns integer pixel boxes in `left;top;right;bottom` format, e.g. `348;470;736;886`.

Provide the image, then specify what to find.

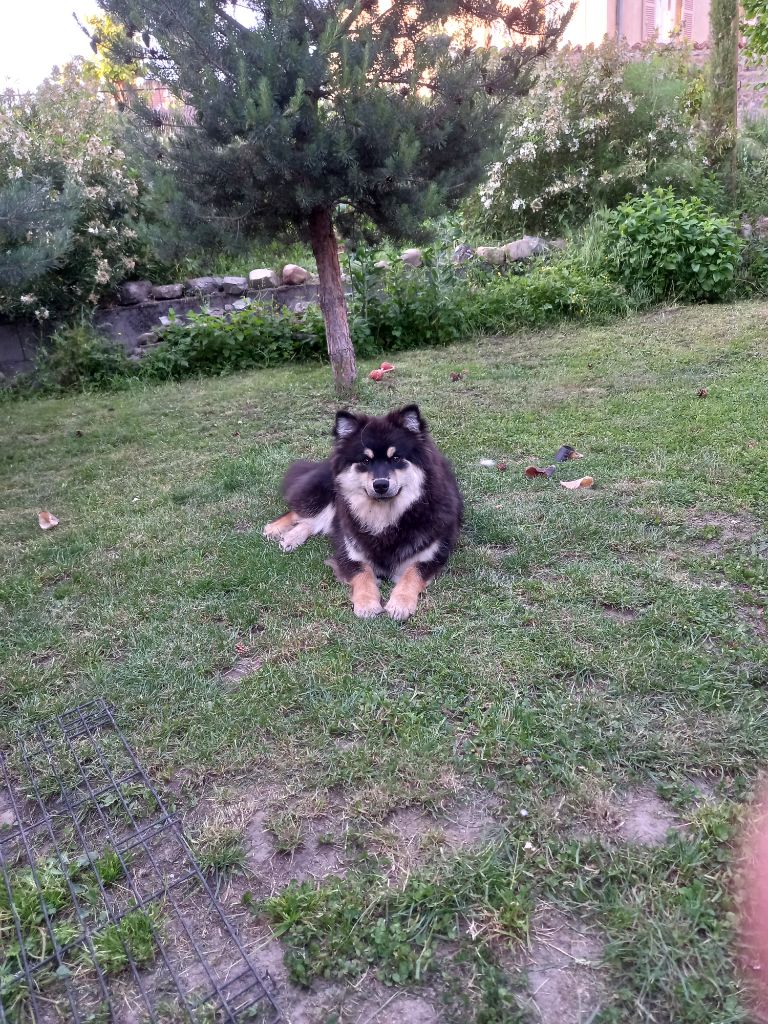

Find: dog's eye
392;456;405;466
360;456;370;467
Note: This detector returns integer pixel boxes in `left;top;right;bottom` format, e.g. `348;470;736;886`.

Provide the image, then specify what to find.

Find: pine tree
96;0;572;393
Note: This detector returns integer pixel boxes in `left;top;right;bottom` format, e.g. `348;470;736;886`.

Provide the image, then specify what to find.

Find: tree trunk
708;0;739;199
308;207;357;396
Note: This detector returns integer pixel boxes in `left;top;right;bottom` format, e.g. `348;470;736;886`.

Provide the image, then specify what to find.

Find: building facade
562;0;711;48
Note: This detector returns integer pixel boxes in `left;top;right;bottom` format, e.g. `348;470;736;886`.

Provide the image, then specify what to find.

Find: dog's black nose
372;478;390;495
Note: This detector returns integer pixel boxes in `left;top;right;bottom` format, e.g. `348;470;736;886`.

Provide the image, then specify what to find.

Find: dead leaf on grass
560;476;594;490
38;511;59;530
555;445;584;462
525;465;556;479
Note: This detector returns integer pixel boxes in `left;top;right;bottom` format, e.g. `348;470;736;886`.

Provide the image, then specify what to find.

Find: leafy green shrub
139;303;327;380
31;321;131;392
735;119;768;219
349;250;470;354
467;39;709;239
602;189;742;302
735;237;768;297
464;256;629;334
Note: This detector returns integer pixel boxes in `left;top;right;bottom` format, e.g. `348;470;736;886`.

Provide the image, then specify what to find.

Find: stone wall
0;321;43;381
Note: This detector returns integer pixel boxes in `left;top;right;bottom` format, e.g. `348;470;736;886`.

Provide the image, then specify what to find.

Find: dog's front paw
262;522;281;541
385;594;418;620
353;598;383;619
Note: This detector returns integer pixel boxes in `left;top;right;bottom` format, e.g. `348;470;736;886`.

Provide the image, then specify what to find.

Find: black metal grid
0;699;282;1023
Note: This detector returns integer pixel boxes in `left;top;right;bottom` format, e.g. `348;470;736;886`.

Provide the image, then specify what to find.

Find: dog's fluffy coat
263;405;462;618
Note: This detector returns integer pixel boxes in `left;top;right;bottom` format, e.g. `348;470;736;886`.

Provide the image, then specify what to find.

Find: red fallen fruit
380;361;395;371
369;368;384;381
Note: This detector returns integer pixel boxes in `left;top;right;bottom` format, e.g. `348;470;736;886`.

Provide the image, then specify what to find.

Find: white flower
34;307;50;320
518;141;537;162
20;293;36;304
8;165;22;179
511;198;525;210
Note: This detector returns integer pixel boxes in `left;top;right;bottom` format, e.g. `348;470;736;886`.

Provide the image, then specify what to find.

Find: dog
263;405;462;619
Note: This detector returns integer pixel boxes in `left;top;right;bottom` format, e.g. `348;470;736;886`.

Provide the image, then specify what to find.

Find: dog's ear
395;404;426;434
334;410;360;440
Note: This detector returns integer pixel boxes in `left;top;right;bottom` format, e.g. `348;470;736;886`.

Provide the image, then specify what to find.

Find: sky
1;1;103;92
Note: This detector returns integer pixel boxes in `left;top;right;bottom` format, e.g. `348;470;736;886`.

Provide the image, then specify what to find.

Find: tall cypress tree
708;0;739;198
96;0;572;393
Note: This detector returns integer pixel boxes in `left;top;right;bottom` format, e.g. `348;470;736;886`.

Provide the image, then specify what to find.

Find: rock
740;219;753;239
476;246;506;266
221;276;249;296
118;280;153;305
522;235;549;256
282;264;310;286
550;238;567;251
151;283;184;300
374;259;391;270
158;315;174;327
292;300;317;314
136;331;157;346
754;216;768;240
401;248;423;268
504;238;538;261
249;268;280;289
452;244;474;264
232;298;251;311
185;276;222;295
0;809;15;829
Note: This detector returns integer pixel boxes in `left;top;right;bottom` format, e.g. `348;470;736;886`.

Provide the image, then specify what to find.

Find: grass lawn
1;301;767;1023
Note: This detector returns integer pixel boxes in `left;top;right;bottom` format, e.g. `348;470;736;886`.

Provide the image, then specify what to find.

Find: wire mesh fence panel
0;699;282;1024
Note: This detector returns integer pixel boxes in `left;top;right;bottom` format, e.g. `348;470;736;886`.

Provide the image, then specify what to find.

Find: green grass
2;302;768;1021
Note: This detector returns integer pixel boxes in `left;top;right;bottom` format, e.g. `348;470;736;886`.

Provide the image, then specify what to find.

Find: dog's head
332;405;428;503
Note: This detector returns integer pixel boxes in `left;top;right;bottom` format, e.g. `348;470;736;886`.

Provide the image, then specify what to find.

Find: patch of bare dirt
599;603;638;624
253;934;440;1023
552;784;684;847
521;909;606;1024
737;603;768;640
246;809;348;897
372;793;502;874
616;788;682;846
221;656;264;685
686;510;765;555
233;519;253;533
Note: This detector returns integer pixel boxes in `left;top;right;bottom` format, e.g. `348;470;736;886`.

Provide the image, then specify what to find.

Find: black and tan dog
263;405;462;619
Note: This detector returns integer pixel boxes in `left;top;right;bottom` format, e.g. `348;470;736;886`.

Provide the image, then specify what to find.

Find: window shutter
643;0;657;39
681;0;695;38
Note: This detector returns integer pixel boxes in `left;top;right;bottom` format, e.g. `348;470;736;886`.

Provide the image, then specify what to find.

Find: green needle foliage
94;0;572;392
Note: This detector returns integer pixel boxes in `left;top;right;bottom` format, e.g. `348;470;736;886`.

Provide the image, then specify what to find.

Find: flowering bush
472;39;709;238
0;62;143;321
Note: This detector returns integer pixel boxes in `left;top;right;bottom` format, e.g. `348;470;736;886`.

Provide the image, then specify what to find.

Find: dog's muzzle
370;477;400;499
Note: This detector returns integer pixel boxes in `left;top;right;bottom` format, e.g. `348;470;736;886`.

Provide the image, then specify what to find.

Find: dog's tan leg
385;565;426;620
262;511;298;541
350;566;383;618
279;520;313;552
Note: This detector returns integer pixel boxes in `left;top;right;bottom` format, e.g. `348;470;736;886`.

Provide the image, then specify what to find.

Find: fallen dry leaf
380;361;395;371
555;445;584;462
369;368;384;381
496;461;508;472
450;371;465;382
38;511;59;530
560;476;594;490
697;387;709;398
525;465;555;479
